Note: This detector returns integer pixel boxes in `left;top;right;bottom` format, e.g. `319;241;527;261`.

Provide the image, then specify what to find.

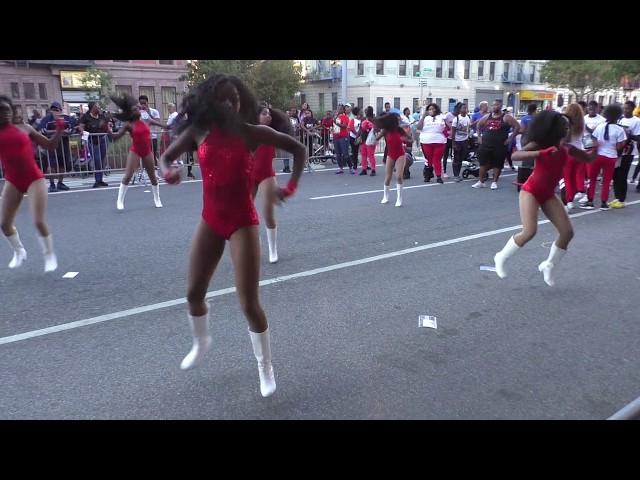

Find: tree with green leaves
80;67;113;108
541;60;619;100
183;60;302;111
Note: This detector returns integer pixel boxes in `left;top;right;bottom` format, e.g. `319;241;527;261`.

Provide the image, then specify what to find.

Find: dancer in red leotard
493;111;597;287
377;113;410;207
0;95;64;272
109;95;167;211
1;98;62;270
252;103;293;264
160;75;306;397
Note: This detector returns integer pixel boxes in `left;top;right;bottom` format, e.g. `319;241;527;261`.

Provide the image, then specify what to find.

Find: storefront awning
61;90;98;103
520;90;555;101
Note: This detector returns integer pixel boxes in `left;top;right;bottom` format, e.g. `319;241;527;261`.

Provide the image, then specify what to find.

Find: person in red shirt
333;105;350;174
320;111;334;153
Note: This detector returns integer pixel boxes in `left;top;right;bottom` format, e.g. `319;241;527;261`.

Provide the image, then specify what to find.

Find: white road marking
62;272;79;279
310;173;517;200
2;200;638;346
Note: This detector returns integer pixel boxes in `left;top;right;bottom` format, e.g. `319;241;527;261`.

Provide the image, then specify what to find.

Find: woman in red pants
416;103;447;184
581;104;627;210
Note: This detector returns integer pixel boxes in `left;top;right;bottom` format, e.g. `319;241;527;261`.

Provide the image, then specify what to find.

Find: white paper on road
62;272;79;279
144;190;151;193
419;315;437;329
480;265;497;272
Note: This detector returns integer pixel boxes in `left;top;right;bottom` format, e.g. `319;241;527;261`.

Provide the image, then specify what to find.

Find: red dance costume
130;120;152;157
0;124;44;193
198;128;259;240
522;146;569;204
385;130;405;161
252;144;276;188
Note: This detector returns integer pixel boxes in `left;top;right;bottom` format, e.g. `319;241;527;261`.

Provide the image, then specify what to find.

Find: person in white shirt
417;103;448;183
450;102;471;182
138;95;162;164
611;100;640;207
581;104;627;210
584;100;605;134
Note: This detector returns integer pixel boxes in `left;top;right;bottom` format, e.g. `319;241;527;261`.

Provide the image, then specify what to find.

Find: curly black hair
110;94;139;122
177;74;258;135
375;112;402;133
525;110;568;149
258;103;293;136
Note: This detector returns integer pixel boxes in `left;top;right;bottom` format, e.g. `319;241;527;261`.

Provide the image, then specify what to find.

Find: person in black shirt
39;101;76;192
300;109;318;159
78;102;110;188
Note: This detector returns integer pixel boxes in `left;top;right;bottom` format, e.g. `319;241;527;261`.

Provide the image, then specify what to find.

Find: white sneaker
442;173;449;179
490;182;498;190
472;181;485;188
573;192;584;202
630;179;638;184
566;201;574;210
578;195;589;205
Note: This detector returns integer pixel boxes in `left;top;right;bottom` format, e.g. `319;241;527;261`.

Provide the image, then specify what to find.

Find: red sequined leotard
0;124;44;193
522;146;569;204
197;128;259;240
252;144;276;188
130;120;152;157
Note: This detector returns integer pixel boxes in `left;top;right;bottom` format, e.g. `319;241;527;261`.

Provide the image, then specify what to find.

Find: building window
516;62;524;82
376;97;384;115
436;60;443;78
413;97;419;113
398;60;407;76
23;83;36;100
11;82;19;99
413;61;420;77
376;60;384;75
40;104;48;115
318;93;325;113
463;98;469;106
634;96;637;105
530;64;536;83
464;60;470;79
161;86;176;119
436;98;442;109
598;95;604;105
300;93;307;106
489;62;496;81
115;85;133;97
394;97;401;109
568;94;573;104
357;60;364;76
139;86;156;108
478;61;484;79
158;60;174;65
503;62;510;80
426;97;433;106
332;92;338;111
448;60;455;79
357;97;363;110
113;60;130;63
608;95;614;105
38;83;47;100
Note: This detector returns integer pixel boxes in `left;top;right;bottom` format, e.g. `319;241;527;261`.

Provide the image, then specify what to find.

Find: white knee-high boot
248;327;276;397
381;184;390;204
151;184;162;208
37;234;57;273
117;183;128;211
395;183;403;207
266;227;278;264
494;236;520;279
5;230;27;269
180;304;212;370
538;242;567;287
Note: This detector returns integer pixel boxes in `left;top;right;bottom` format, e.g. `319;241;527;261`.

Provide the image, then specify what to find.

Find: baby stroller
461;135;488;180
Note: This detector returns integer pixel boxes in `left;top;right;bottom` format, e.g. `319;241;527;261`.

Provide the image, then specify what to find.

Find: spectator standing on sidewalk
78;102;110;188
138;95;161;164
39;101;75;192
